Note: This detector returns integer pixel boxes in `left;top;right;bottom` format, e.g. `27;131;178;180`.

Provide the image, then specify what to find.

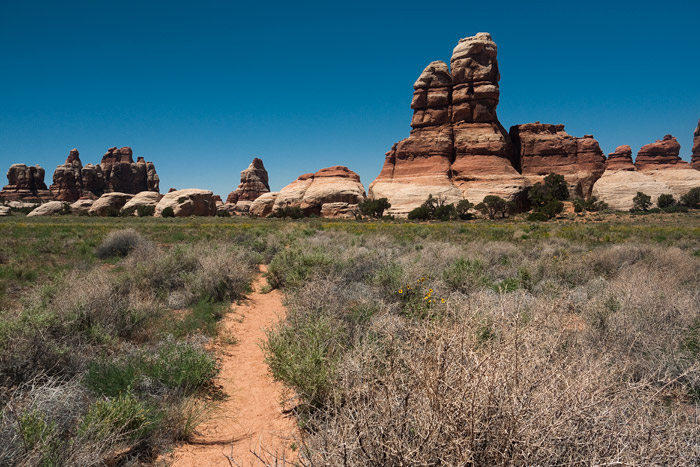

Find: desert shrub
680;186;700;208
95;229;147;259
528;173;569;219
136;205;155;217
359;198;391;218
105;206;121;217
161;206;175;218
527;210;550;222
442;257;486;292
215;209;230;217
78;392;160;443
264;312;346;411
407;194;458;221
657;193;676;208
455;199;474;219
574;196;608;213
407;205;431;220
663;204;689;213
266;247;337;289
632;191;652;211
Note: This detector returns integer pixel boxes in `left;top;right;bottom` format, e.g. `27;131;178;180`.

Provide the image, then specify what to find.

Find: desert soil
170;265;298;466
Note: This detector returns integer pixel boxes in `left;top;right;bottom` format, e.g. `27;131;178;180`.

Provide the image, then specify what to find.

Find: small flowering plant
397;276;446;319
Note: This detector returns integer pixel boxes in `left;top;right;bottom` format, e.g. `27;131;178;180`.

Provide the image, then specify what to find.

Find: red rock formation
50;149;85;201
635;135;685;170
691;119;700;170
100;147;159;194
605;145;635;171
0;164;52;201
369;33;527;215
509;123;606;197
226;158;270;204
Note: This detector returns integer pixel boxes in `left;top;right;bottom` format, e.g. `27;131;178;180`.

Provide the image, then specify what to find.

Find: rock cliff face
509;123;606;197
226;158;270;204
50;149;88;201
592;135;700;210
270;166;366;217
369;33;528;215
691;119;700;171
0;164;52;201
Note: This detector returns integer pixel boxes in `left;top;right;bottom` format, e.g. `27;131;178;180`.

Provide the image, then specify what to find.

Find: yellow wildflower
429;288;434;294
398;289;403;294
440;298;446;304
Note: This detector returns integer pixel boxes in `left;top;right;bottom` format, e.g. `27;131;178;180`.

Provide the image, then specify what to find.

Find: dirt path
170;265;298;466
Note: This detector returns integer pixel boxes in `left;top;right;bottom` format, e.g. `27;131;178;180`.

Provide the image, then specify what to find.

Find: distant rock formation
88;192;134;217
369;33;529;215
154;189;217;217
226;158;270;205
49;147;160;202
100;147;159;194
592;135;700;210
691;119;700;171
27;201;65;217
0;164;52;201
267;166;366;218
509;123;606;197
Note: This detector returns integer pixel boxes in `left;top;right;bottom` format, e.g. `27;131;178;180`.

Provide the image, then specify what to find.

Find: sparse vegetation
359;198;391;218
633;191;652;211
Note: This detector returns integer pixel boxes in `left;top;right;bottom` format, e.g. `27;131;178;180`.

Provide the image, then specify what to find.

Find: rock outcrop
509;123;606;197
249;192;278;217
100;147;160;194
691;119;700;171
70;198;94;214
27;201;66;217
50;149;85;201
0;164;52;201
270;166;366;217
226;158;270;204
88;192;134;217
592;135;700;210
0;206;10;216
154;189;217;217
121;191;162;216
369;33;527;215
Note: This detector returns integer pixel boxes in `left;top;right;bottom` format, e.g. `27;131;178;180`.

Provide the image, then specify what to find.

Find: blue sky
1;0;699;196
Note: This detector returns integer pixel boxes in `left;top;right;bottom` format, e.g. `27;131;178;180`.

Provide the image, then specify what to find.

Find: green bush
161;206;175;218
476;195;509;219
680;187;700;208
443;257;486;292
216;210;231;217
632;192;652;211
273;206;305;219
408;205;431;220
359;198;391;218
267;248;336;289
657;193;676;209
136;205;155;217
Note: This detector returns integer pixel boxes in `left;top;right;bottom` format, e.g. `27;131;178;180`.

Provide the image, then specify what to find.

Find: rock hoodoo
369;33;528;215
50;149;91;201
605;145;636;171
226;158;270;205
634;135;685;170
691;119;700;171
509;123;606;197
0;164;52;201
269;166;366;217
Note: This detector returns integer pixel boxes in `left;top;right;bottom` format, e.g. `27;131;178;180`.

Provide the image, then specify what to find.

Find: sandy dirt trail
170;265;298;466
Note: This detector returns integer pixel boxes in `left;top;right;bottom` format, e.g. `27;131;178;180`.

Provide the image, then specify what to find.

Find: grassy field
1;213;700;465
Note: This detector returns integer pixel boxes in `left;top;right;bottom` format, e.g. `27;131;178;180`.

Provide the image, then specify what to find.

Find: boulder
249;192;278;217
88;192;134;217
154;189;217;217
226;158;270;204
27;201;66;217
0;164;52;202
369;33;527;216
0;206;10;216
70;198;94;214
272;166;366;216
591;171;672;211
509;123;606;197
120;191;162;216
320;202;360;219
692;119;700;171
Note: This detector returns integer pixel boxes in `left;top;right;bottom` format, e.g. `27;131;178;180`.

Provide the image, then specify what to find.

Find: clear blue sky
1;0;699;197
